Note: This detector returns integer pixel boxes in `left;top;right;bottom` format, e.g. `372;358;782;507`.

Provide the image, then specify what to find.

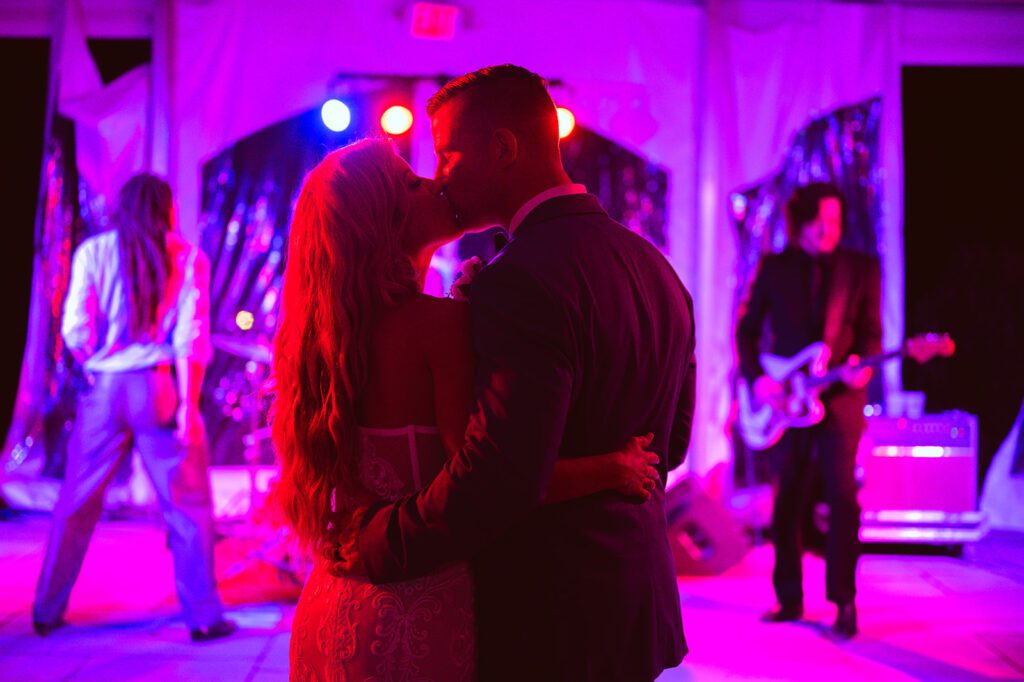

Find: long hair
271;139;419;554
114;174;174;339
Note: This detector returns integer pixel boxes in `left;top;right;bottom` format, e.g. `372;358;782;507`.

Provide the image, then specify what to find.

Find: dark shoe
190;619;237;643
33;618;66;637
762;602;803;623
831;602;857;640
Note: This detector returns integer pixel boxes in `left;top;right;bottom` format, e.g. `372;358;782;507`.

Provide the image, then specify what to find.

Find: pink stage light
381;105;414;135
410;2;460;40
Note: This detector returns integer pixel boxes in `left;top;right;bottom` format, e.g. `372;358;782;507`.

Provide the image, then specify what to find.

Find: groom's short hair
427;64;560;149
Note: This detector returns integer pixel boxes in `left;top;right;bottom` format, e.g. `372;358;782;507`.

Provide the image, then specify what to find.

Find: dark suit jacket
358;193;695;680
736;246;882;431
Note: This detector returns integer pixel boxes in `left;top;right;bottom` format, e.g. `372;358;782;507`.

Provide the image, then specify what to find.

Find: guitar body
737;343;831;451
735;333;954;451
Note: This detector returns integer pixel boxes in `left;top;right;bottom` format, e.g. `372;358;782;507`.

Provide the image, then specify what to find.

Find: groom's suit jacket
359;193;695;680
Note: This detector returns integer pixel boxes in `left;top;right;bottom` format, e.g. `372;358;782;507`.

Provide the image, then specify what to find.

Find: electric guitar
736;333;955;451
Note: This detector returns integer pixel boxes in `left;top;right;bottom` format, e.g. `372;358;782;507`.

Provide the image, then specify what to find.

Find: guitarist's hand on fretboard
838;354;873;389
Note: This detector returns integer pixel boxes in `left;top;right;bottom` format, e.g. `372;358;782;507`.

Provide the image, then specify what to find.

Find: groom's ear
491;128;519;167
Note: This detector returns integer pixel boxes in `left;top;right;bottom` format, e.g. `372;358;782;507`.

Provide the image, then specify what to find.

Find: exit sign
410;2;460;40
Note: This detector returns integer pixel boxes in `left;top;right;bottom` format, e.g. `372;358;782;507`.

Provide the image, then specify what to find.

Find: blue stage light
321;99;352;132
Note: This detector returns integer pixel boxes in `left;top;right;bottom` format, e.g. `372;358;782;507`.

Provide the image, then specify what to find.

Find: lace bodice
357;425;448;502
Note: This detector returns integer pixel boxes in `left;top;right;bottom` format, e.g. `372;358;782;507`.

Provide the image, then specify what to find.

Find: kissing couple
273;64;696;681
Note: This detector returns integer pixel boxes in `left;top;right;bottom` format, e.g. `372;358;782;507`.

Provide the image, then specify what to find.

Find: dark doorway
902;66;1024;490
0;38;50;443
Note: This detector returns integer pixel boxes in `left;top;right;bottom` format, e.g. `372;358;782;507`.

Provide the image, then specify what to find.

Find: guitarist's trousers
770;423;862;606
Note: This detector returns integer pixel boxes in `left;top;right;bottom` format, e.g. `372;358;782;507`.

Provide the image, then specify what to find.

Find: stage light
236;310;255;331
381;105;414;135
321;99;351;132
556;107;575;139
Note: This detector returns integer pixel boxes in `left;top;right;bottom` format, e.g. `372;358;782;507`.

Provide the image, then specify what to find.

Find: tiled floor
2;512;1022;681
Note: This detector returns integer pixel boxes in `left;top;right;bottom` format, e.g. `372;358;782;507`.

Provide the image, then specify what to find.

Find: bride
271;139;658;680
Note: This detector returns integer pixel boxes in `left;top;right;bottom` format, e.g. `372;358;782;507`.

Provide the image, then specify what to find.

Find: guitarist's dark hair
785;182;845;242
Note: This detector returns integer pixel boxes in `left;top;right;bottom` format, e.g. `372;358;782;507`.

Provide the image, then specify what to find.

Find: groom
352;65;695;680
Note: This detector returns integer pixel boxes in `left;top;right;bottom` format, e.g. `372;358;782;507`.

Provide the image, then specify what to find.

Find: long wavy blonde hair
271;139;419;554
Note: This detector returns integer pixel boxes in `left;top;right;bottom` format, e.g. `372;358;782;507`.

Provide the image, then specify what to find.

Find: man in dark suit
350;65;694;680
736;182;882;640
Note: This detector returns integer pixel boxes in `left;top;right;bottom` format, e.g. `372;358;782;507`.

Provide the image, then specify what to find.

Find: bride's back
358;293;473;457
291;294;477;680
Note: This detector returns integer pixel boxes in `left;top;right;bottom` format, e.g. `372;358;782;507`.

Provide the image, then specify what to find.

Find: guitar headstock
905;333;955;364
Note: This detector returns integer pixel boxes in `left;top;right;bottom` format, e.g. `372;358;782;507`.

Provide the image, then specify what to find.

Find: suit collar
511;193;608;241
509;184;588;234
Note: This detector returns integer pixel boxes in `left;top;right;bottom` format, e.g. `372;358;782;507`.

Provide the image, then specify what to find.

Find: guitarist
736;182;881;640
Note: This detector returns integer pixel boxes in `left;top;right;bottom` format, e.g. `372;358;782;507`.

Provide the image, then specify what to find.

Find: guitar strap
822;253;853;357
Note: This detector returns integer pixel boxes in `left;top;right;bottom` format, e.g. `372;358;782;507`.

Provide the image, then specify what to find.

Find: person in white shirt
33;173;235;642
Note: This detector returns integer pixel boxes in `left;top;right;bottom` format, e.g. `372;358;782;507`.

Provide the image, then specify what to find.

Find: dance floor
1;512;1022;681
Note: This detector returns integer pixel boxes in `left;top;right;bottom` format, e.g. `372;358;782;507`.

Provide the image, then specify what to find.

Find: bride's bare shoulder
382;294;469;336
412;294;470;337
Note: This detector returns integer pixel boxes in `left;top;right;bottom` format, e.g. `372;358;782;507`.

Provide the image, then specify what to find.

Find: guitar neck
806;347;904;390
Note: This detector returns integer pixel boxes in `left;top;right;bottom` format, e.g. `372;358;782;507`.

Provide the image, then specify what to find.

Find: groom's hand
328;507;370;577
450;256;484;301
612;433;660;501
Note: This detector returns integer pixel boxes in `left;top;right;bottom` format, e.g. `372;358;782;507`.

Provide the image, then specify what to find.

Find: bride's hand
612;433;659;501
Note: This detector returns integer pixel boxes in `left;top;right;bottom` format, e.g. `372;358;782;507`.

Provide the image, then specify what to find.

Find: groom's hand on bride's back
326;500;374;577
612;433;660;501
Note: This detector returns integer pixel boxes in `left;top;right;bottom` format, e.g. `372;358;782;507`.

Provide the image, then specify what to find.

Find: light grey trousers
33;366;225;629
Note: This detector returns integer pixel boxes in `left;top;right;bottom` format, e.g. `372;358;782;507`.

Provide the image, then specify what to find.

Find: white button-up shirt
61;230;213;372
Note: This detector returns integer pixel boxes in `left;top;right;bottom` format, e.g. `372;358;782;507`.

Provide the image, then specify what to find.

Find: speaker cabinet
665;477;751;575
857;412;987;544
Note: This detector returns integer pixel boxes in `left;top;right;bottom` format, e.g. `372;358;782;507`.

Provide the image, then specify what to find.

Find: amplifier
857;411;987;544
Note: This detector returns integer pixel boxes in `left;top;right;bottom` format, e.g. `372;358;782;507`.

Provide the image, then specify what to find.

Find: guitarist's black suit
736;245;881;608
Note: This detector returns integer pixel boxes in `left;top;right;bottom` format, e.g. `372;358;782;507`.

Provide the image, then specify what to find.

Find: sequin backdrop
728;97;882;487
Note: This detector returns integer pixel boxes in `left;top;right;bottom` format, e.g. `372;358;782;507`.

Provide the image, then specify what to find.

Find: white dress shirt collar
508;183;588;235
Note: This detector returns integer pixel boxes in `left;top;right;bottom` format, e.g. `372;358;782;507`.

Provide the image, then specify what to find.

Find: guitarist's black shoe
761;602;803;623
831;602;857;640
